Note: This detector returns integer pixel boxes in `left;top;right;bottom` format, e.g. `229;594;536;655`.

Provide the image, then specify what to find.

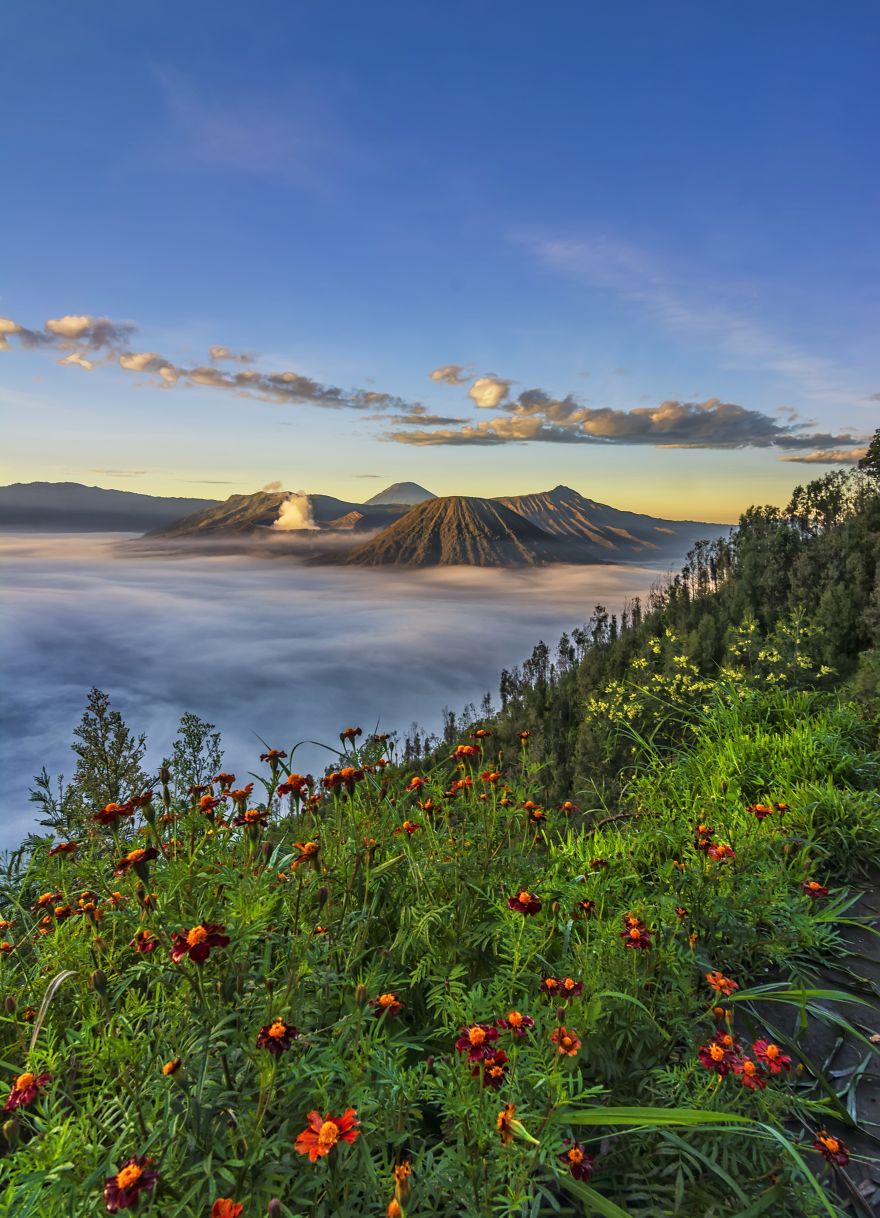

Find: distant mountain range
0;482;218;531
0;480;727;566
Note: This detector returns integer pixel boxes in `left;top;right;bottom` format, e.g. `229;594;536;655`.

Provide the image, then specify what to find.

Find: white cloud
469;376;510;409
59;352;94;371
429;363;470;385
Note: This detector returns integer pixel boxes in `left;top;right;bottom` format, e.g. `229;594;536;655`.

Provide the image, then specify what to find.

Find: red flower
697;1030;740;1077
692;823;714;852
322;767;365;793
103;1156;159;1212
589;857;609;871
340;727;362;742
451;744;481;761
540;976;561;998
621;913;652;949
801;880;829;899
707;842;736;863
472;1049;508;1087
406;775;428;792
260;749;287;763
574;899;595;917
559;1139;593;1181
455;1023;499;1061
813;1130;849;1166
48;840;79;856
518;730;531;741
94;801;134;826
233;807;269;828
199;794;222;815
290;840;320;871
213;772;236;789
397;820;420;835
508;890;541;915
256;1018;300;1054
226;784;254;806
130;929;158;954
113;847;158;876
170;923;229;964
559;976;584;998
732;1057;766;1090
496;1010;535;1038
4;1070;50;1112
753;1039;792;1073
212;1201;244;1218
370;993;406;1018
294;1108;360;1162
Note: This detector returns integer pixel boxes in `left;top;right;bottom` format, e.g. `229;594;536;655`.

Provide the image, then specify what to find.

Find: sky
1;0;878;523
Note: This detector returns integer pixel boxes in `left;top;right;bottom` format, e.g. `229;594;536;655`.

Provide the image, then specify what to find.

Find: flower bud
267;1201;283;1218
159;764;171;784
89;969;107;994
3;995;14;1014
316;885;329;908
2;1118;18;1146
354;983;368;1006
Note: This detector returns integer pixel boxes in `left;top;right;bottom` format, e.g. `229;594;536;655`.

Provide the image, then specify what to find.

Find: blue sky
1;0;877;521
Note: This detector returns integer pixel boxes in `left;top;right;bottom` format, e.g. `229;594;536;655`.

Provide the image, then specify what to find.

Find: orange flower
706;970;739;996
551;1026;582;1056
406;775;428;792
340;727;362;742
497;1102;518;1145
291;840;320;870
212;1201;244;1218
161;1058;182;1076
48;841;78;857
294;1108;360;1162
370;992;405;1018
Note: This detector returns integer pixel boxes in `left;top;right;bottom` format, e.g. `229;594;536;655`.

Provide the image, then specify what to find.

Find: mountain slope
0;482;219;532
497;485;725;559
145;491;408;538
340;496;563;567
364;482;436;506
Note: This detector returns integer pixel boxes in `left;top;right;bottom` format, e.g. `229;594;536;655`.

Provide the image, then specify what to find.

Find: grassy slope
1;683;878;1217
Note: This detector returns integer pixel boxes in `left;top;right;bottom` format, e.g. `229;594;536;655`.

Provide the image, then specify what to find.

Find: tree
858;428;880;483
167;712;224;799
71;687;149;810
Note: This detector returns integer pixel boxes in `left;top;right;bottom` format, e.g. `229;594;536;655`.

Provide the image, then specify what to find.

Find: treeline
408;440;880;803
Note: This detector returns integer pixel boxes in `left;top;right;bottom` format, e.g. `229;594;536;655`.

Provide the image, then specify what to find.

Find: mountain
364;482;436;506
339;496;564;567
0;482;219;532
496;485;725;560
145;490;408;538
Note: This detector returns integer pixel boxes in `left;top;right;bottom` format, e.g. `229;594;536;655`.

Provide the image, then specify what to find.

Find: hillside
145;491;406;538
364;481;435;506
497;484;725;559
340;495;565;566
0;482;219;532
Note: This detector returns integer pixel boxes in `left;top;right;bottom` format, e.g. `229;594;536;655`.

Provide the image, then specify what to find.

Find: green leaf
558;1176;634;1217
560;1105;752;1128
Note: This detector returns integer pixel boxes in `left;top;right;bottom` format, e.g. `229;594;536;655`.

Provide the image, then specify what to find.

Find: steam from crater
273;492;318;531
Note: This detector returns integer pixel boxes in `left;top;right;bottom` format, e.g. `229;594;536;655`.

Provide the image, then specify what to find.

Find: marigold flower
398;820;420;835
260;749;287;763
508;890;541;915
131;791;153;809
480;770;502;783
53;904;73;921
813;1130;849;1166
707;842;736;863
621;914;652;949
451;743;481;761
161;1058;181;1076
294;1108;360;1161
697;1030;740;1076
472;1048;508;1087
211;1201;243;1218
213;772;236;789
551;1026;582;1056
322;767;365;793
692;823;714;852
574;899;595;917
747;803;774;821
170;923;229;964
277;773;312;798
753;1040;792;1073
392;1159;412;1203
188;784;211;798
774;802;789;813
406;775;428;792
589;858;609;871
559;800;579;813
199;794;222;815
801;880;829;899
706;970;739;996
4;1070;50;1113
497;1102;518;1145
48;840;78;857
559;976;584;996
95;801;134;826
675;905;688;919
559;1139;593;1180
226;784;254;805
113;847;158;877
496;1010;535;1038
370;992;405;1018
33;891;62;910
0;941;14;954
386;1202;402;1218
256;1018;300;1054
233;807;269;828
290;840;320;870
732;1056;766;1089
103;1156;158;1212
456;1023;499;1060
130;929;158;954
518;730;531;741
340;727;362;742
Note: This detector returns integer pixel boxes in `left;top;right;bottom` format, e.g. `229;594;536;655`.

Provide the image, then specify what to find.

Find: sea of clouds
0;533;670;848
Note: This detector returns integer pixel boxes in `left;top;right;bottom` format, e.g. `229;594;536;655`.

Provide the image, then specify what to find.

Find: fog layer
0;533;667;847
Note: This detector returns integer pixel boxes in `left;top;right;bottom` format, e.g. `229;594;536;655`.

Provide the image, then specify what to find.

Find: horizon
2;3;878;524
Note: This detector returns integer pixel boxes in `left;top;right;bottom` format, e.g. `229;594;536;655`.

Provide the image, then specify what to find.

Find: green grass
1;686;878;1217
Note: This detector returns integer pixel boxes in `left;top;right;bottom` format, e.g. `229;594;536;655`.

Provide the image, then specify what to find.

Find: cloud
91;468;148;476
261;480;284;492
59;352;94;371
387;394;866;452
867;393;880;402
2;311;421;416
429;364;471;385
210;345;255;363
469;376;510;409
779;447;868;465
